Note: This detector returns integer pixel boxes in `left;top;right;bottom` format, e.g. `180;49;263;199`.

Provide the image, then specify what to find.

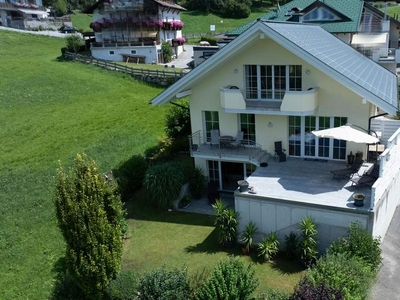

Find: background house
84;0;186;63
151;20;400;251
226;0;400;73
0;0;48;29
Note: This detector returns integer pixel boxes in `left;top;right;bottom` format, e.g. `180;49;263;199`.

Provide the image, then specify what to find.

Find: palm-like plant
257;232;280;262
212;200;240;246
241;221;258;253
298;217;318;267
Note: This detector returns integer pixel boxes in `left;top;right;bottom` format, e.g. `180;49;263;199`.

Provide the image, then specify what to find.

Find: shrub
189;268;210;299
165;100;191;139
290;277;343;300
65;34;84;53
222;0;251;18
54;154;124;299
196;257;259;300
258;288;291;300
106;270;140;300
257;232;280;262
188;166;205;199
306;253;374;300
143;162;184;208
284;231;300;260
298;217;318;267
162;41;173;63
240;221;259;253
137;266;190;300
212;200;240;245
113;155;148;199
327;221;382;272
199;36;218;46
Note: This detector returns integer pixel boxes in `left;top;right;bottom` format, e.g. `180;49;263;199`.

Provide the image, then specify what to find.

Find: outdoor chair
330;157;364;180
351;163;380;187
274;141;286;162
230;131;244;148
210;129;220;148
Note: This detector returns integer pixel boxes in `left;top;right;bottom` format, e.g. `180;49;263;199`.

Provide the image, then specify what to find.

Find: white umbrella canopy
311;125;379;144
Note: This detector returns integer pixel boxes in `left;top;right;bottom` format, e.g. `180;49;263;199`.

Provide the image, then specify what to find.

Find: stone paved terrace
244;157;373;211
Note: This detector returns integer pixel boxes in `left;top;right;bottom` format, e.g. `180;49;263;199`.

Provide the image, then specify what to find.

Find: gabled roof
151;21;398;115
226;0;364;36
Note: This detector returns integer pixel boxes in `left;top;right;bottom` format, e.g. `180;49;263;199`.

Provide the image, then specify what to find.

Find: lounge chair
351;163;380;187
230;131;244;148
210;129;220;148
330;157;364;180
274;141;286;162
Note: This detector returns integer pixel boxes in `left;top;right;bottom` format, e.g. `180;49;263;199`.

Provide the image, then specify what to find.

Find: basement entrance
221;162;245;191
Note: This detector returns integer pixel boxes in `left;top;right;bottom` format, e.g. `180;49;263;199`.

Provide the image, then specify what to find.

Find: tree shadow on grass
185;228;242;256
270;253;305;275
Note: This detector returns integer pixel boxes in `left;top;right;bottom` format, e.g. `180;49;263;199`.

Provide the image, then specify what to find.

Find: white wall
236;195;369;252
91;45;158;63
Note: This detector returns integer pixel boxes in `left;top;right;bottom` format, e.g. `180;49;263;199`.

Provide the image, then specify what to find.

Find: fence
64;52;187;86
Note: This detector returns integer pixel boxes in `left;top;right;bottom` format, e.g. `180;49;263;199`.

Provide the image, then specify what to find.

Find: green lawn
386;4;400;18
0;30;166;299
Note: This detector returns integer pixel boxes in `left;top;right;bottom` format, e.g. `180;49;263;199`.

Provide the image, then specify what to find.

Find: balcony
219;86;319;115
188;131;271;166
102;1;144;12
371;48;399;63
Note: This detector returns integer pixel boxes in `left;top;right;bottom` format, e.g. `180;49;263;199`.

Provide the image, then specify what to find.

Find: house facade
151;20;400;250
84;0;186;64
227;0;400;73
0;0;47;29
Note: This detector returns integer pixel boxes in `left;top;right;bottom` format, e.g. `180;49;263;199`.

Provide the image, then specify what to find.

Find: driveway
369;205;400;299
164;45;193;70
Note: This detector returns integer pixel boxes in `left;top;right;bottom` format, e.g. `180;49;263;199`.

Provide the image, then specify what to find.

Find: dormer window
302;7;340;22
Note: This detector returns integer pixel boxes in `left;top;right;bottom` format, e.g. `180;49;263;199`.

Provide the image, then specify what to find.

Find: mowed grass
124;191;304;295
0;30;166;299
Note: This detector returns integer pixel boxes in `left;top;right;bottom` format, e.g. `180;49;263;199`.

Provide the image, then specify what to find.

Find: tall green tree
54;154;124;299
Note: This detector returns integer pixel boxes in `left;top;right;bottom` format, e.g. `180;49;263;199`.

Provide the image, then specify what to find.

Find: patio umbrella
311;125;379;144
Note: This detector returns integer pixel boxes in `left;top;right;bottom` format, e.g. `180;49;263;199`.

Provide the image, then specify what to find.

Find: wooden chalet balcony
102;1;144;12
219;86;319;115
91;39;158;48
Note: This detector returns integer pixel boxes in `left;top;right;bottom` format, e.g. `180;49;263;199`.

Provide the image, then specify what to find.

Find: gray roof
151;21;398;114
264;21;398;112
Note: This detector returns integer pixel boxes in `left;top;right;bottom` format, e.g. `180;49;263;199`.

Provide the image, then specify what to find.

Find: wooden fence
64;52;187;86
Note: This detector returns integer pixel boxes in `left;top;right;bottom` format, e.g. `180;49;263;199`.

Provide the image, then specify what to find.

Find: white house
151;20;400;251
0;0;47;29
84;0;186;64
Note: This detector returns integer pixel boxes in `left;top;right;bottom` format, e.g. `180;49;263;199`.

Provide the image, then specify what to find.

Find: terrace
242;158;373;212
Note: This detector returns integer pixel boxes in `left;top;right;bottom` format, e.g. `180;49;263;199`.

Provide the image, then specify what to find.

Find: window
245;65;302;100
109;50;115;55
240;114;256;142
303;7;339;22
208;160;220;186
131;50;137;54
204;111;219;142
289;116;347;160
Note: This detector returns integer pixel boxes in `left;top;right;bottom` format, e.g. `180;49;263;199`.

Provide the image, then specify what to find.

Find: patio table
220;136;233;148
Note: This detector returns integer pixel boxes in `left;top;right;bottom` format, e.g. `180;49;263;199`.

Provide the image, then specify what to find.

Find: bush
189;268;210;299
199;36;218;46
284;231;299;260
106;271;140;300
196;257;259;300
257;232;280;262
65;34;84;53
258;288;291;300
143;162;184;208
222;0;251;18
162;41;173;63
327;221;382;272
137;266;190;300
306;253;374;300
290;277;343;300
188;166;205;199
298;217;318;267
165;100;190;139
212;200;240;245
113;155;148;199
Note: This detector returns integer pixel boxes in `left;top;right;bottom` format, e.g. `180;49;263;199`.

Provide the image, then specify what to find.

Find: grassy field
0;30;166;299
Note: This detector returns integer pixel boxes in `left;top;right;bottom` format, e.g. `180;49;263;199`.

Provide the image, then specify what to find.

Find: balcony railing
189;131;270;165
91;40;157;48
102;1;144;12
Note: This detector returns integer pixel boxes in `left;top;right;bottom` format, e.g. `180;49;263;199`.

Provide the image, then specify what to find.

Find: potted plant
212;199;240;248
240;221;258;254
257;232;280;262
